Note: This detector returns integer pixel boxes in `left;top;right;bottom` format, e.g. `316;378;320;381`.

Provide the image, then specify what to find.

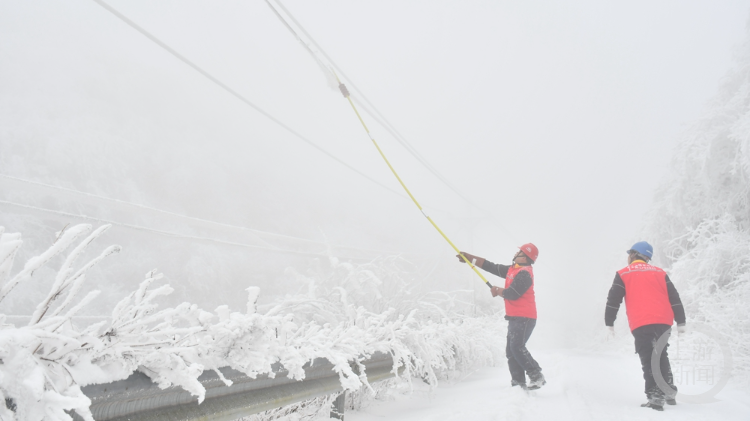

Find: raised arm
480;259;510;279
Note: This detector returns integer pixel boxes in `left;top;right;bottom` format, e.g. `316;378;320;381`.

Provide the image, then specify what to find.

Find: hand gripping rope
336;78;493;289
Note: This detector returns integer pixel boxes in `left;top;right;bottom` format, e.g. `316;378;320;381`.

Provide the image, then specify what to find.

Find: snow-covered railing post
330;391;346;420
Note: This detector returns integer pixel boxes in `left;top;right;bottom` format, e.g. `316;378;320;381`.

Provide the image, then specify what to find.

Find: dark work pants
632;324;676;398
506;317;541;385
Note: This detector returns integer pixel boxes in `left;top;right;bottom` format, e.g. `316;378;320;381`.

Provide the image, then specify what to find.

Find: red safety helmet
518;243;539;262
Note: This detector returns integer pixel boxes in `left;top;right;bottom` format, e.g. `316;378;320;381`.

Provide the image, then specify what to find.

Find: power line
91;0;405;201
0;174;397;254
90;0;460;221
0;174;418;256
0;199;390;261
265;0;518;242
267;0;483;210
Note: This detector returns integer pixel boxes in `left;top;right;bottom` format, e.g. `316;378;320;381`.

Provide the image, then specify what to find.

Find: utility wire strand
89;0;458;221
91;0;404;201
0;174;399;255
267;0;516;241
0;199;378;261
338;83;493;288
271;0;448;182
266;0;436;171
262;0;493;286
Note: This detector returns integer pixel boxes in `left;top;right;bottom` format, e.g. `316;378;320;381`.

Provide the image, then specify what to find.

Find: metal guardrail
72;353;395;421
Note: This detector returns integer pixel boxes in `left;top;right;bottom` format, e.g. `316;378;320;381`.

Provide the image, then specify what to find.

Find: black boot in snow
641;394;665;411
511;379;528;390
640;402;664;411
527;371;546;390
510;379;529;390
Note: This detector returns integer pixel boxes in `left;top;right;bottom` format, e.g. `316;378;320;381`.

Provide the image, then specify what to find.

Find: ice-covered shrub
645;23;750;379
0;224;505;420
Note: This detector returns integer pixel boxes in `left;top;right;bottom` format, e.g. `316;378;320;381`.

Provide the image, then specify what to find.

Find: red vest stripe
504;265;537;319
618;262;674;331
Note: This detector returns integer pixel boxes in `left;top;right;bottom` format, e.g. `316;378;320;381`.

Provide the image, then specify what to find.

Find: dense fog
1;0;748;348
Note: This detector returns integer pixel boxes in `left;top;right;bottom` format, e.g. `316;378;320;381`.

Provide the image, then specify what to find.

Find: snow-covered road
348;349;750;421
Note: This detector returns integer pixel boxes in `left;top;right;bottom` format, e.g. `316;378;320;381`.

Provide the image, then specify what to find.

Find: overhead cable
263;2;501;287
91;0;404;201
0;174;399;255
0;199;382;261
266;0;516;240
268;0;474;205
333;69;495;288
268;0;445;179
89;0;458;221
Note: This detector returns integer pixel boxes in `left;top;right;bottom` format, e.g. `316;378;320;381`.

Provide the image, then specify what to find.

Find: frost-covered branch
644;25;750;380
0;224;92;305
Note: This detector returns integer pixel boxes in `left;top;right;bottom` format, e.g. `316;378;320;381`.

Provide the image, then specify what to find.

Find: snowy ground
348;349;750;421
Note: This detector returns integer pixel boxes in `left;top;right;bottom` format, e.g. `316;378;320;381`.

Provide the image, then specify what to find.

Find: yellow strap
337;80;493;288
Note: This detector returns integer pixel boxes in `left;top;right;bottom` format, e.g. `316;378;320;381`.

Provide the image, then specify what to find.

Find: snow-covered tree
645;21;750;377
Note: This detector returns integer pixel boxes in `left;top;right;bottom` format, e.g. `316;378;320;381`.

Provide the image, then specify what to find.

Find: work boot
640;402;664;411
511;379;528;390
527;371;546;390
641;393;665;411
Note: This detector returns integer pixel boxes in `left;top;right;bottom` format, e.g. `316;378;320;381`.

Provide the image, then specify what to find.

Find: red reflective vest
618;261;674;331
505;265;537;319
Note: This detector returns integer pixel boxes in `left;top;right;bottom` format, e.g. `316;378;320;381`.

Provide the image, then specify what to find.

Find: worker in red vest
457;243;545;390
605;241;686;411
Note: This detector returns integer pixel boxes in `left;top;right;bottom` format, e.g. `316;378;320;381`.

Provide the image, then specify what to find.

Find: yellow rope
337;79;493;288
